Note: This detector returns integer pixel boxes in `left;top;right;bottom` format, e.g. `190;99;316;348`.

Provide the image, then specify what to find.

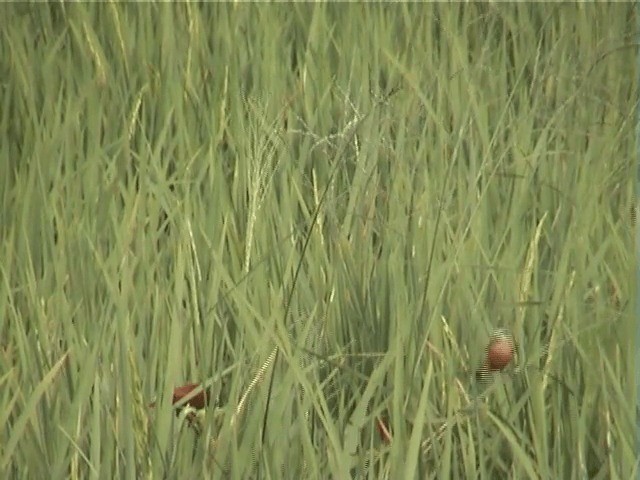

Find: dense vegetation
1;4;636;479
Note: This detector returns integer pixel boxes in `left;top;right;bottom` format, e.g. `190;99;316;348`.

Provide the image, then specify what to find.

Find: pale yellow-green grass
0;3;636;479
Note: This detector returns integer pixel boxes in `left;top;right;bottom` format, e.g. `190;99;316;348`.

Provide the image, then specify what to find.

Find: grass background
0;3;636;479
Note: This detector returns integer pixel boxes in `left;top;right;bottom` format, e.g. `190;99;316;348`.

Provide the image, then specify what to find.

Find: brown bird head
172;383;210;410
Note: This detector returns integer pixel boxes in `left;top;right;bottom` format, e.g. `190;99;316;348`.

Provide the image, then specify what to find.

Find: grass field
1;4;637;479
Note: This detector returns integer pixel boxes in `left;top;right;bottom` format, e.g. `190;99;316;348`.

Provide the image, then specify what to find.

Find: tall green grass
0;3;636;479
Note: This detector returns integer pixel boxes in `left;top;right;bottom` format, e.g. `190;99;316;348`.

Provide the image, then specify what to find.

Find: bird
171;383;210;410
148;382;211;412
476;329;515;382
